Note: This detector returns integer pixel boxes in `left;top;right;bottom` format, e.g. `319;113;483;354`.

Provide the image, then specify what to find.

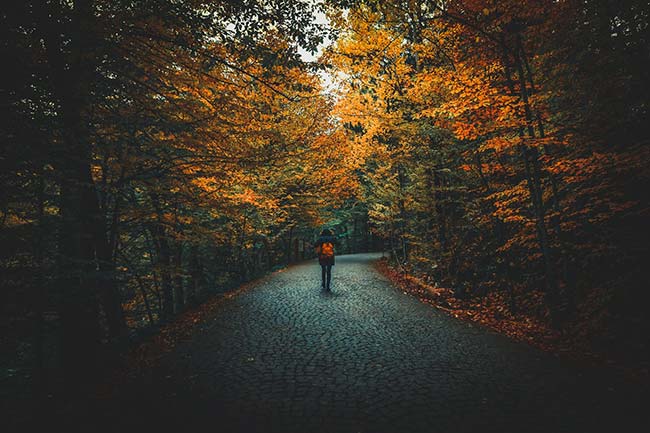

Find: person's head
321;228;333;237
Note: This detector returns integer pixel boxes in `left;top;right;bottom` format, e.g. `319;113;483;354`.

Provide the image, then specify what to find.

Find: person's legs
321;265;326;288
325;265;332;290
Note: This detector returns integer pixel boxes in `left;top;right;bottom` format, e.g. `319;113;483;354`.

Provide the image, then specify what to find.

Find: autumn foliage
1;0;362;391
327;0;649;366
1;0;649;398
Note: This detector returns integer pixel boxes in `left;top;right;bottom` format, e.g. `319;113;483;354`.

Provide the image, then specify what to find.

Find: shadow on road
319;289;343;299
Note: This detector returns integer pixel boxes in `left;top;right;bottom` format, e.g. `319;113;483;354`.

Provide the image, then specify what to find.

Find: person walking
314;229;336;291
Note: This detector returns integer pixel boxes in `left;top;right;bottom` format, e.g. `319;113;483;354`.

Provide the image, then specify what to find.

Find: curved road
103;253;643;433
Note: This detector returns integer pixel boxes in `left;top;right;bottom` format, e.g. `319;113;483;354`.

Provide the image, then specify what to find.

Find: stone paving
104;253;646;433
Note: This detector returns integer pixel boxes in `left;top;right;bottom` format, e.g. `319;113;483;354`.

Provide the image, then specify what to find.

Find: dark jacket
314;235;336;266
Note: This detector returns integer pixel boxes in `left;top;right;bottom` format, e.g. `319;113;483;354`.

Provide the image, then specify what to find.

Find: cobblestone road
104;254;646;433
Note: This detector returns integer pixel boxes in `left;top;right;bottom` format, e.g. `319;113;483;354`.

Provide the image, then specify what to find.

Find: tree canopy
1;0;648;393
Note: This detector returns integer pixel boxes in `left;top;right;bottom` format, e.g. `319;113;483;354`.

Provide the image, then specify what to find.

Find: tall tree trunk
500;34;560;313
173;242;184;313
474;151;505;245
33;170;46;394
518;36;567;262
46;0;107;387
117;250;155;326
97;160;128;341
397;165;409;263
149;192;174;321
157;226;173;322
432;168;447;254
188;245;202;305
57;155;103;387
286;225;294;263
150;220;173;322
512;40;560;308
94;195;125;342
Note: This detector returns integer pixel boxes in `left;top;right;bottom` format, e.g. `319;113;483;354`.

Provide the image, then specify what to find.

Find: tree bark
37;0;105;387
94;194;126;341
432;168;447;254
33;170;46;394
512;38;560;307
157;226;174;322
188;245;202;305
500;34;559;309
173;242;184;313
149;218;173;322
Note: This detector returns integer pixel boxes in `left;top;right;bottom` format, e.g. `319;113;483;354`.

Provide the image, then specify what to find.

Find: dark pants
321;265;332;289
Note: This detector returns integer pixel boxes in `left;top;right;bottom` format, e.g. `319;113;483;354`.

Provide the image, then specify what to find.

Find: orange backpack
320;241;334;258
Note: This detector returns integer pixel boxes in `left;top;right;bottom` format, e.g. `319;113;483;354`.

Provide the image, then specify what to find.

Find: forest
1;0;649;411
